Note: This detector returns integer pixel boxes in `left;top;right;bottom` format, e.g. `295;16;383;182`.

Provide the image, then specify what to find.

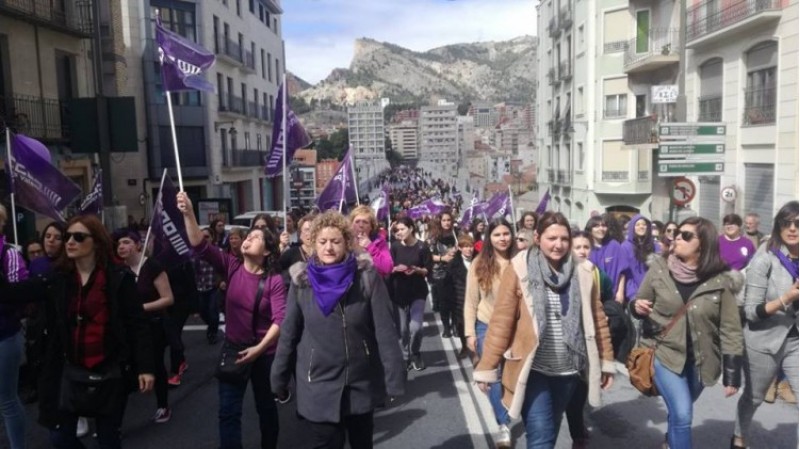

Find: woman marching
448;233;475;359
178;192;286;449
389;217;433;371
631;217;744;449
271;211;405;449
732;201;799;449
349;206;393;278
464;218;516;448
474;212;615;449
429;211;458;332
621;214;660;304
585;216;628;304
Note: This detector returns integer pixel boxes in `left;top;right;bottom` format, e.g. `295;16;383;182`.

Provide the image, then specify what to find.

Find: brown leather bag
626;300;693;397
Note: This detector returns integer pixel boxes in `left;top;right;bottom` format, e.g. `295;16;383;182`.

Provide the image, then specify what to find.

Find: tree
385;149;403;168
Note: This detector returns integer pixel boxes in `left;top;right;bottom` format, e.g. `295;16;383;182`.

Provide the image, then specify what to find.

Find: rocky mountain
296;36;537;108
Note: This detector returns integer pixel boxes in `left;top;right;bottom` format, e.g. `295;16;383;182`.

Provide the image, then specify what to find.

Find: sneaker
76;417;89;438
495;424;512;448
410;354;426;371
167;373;181;387
153;407;171;424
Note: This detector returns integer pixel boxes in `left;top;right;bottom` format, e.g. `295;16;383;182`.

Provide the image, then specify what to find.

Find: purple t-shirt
195;241;286;351
588;239;628;294
719;236;756;271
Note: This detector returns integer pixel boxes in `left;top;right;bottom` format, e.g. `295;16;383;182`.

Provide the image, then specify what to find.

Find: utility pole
91;0;114;207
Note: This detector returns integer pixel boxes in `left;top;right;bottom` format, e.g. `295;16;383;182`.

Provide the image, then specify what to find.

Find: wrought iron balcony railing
0;94;69;140
0;0;93;36
687;0;783;42
698;95;722;122
223;149;267;168
623;115;659;145
624;28;681;70
742;86;776;125
602;170;630;182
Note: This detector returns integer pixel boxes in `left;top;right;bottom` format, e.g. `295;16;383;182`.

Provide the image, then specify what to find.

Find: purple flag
484;192;512;220
535;188;551;215
7;134;81;222
264;84;312;177
370;184;390;221
316;148;357;211
155;17;215;92
407;198;447;220
78;169;103;216
149;175;192;266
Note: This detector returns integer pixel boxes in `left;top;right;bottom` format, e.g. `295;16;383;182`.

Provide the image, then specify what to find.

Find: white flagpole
338;156;347;213
349;148;360;205
5;127;18;246
165;91;184;192
508;185;518;234
281;74;288;213
139;169;167;274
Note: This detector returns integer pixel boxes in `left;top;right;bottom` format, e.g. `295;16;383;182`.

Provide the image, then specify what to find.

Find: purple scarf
772;248;799;282
307;254;357;316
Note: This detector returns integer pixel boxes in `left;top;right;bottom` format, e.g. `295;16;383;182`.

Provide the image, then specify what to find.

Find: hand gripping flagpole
4;127;19;245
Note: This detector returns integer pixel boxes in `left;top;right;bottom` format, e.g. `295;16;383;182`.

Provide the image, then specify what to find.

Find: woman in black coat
2;215;154;448
446;233;475;359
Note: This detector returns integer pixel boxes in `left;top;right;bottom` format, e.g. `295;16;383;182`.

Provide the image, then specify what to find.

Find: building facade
347;99;389;192
389;120;419;160
418;101;459;179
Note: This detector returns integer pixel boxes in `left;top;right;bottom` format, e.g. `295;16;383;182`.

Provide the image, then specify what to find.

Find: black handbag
215;276;267;384
59;362;124;417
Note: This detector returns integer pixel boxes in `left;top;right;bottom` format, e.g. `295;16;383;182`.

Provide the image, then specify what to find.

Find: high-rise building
347;99;389;191
389;120;419;160
419;101;458;179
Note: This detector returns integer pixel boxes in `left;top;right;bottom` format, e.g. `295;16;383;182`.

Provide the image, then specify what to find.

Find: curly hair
311;211;353;253
474;218;514;293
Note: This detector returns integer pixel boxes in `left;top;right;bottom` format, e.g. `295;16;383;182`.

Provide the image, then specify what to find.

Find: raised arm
176;191;204;247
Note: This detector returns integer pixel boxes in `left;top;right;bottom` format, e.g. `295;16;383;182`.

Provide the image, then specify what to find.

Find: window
578;25;584;46
744;164;774;233
698;58;722;121
743;42;777;125
213;16;219;53
260;49;266;79
257;133;262;150
236;0;241;16
267;52;272;82
603;77;628;118
576;86;584;117
275;58;281;80
603;9;628;53
159;126;206;167
244;132;250;150
576;142;584;171
268;94;274;120
216;73;224;109
635;10;650;53
273;18;278;33
241;83;247;114
249;0;254;13
601;140;628;181
263;92;269;120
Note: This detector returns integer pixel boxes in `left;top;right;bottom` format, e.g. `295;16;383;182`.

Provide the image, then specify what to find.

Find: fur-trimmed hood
288;251;374;287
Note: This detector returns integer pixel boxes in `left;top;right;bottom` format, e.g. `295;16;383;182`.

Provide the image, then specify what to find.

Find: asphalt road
4;311;798;449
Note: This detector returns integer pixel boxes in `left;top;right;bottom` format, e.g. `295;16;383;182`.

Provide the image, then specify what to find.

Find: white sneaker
76;417;89;438
496;424;512;448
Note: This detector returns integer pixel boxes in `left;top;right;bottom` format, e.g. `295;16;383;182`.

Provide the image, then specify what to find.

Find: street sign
671;177;696;206
658;161;724;177
659;123;726;138
659;143;724;157
721;186;737;203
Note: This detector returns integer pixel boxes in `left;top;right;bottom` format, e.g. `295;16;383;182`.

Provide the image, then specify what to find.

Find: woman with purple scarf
733;201;799;449
621;214;660;303
585;216;628;304
272;211;405;449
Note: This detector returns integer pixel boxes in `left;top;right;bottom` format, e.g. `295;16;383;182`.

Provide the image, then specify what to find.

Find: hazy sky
282;0;535;84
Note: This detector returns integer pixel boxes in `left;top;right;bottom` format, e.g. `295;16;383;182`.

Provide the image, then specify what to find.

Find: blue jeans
521;371;579;449
219;353;278;449
653;357;704;449
0;330;26;449
475;321;510;426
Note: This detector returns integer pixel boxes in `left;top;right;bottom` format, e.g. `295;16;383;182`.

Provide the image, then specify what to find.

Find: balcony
546;168;555;183
623;115;659;145
604;40;628;54
547;67;559;86
556;169;572;185
560;7;573;29
559;62;572;81
218;95;245;116
223;148;267;168
742;86;775;125
0;94;69;141
601;170;630;182
248;101;259;119
624;28;681;74
638;170;650;181
216;37;245;65
698;95;722;122
240;50;256;73
686;0;783;48
548;17;561;38
0;0;93;37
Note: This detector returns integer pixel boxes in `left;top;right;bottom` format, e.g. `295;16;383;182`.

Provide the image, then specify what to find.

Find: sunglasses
780;218;799;229
676;230;696;242
665;228;677;234
65;232;92;243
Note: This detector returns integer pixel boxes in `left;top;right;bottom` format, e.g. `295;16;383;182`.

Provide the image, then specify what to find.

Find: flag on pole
406;198;447;220
78;169;103;216
264;83;311;177
369;184;390;222
316;148;357;211
149;175;192;266
7;134;81;222
484;192;512;220
155;17;216;92
535;188;551;215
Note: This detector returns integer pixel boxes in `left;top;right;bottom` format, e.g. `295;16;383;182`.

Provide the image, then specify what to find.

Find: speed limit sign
721;186;737;203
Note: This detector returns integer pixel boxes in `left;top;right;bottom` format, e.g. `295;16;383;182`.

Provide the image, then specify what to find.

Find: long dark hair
604;213;625;243
471;217;485;242
671;216;729;280
474;218;514;293
247;227;281;275
56;215;114;272
584;216;610;245
768;201;799;251
40;221;66;258
630;216;656;263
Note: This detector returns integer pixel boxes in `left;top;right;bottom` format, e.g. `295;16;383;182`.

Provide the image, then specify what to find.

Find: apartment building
347;99;390;192
682;0;798;231
289;148;316;209
418;102;459;179
388;120;419;160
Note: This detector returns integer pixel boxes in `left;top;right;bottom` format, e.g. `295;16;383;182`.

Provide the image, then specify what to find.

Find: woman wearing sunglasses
1;214;155;448
733;201;799;449
631;217;743;449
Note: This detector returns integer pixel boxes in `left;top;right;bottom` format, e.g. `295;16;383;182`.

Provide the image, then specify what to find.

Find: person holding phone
389;217;433;371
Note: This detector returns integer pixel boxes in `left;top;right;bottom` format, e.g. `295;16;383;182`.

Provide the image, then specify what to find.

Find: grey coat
743;245;799;354
270;253;405;424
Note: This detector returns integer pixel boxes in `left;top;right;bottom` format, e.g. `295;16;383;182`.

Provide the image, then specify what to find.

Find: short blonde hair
348;205;378;234
311;211;353;252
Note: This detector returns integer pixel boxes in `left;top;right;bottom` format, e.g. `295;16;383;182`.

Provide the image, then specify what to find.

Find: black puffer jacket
271;253;405;424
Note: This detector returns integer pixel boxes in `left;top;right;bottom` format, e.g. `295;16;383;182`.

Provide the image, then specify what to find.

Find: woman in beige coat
474;212;615;449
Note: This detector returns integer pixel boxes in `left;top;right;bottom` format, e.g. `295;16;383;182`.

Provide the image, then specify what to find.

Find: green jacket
632;256;744;387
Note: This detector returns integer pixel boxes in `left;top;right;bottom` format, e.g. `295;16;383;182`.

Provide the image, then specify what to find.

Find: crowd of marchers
0;169;797;449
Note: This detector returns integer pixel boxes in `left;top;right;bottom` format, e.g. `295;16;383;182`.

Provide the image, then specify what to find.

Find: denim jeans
653;357;705;449
218;353;278;449
49;395;128;449
198;288;220;337
521;371;579;449
475;321;510;426
397;299;426;359
0;330;25;449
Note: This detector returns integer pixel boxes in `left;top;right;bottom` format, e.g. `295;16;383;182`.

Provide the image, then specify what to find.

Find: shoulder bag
626;299;693;397
215;276;267;384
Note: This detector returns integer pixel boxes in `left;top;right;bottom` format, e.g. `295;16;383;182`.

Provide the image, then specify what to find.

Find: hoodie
621;214;660;302
588;238;628;300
